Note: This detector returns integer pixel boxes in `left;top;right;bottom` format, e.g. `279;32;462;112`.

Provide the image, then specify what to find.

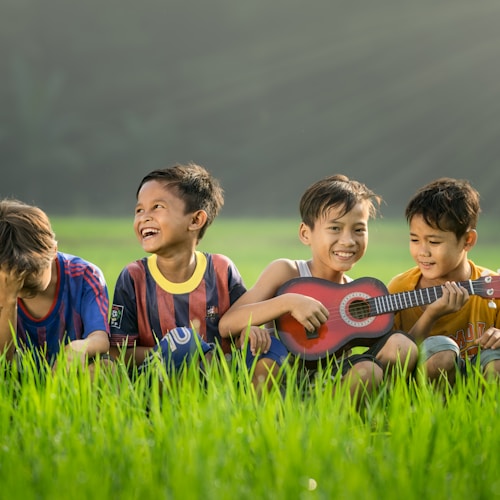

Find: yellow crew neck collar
147;251;207;294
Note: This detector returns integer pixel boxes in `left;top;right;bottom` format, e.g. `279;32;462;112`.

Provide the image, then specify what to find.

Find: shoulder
125;257;148;272
387;266;421;292
206;252;234;267
253;258;300;289
469;260;498;278
118;258;148;281
59;252;106;283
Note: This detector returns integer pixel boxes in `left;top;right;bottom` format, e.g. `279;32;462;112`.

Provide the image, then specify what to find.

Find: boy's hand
289;294;329;333
424;281;469;320
476;327;500;350
239;326;272;356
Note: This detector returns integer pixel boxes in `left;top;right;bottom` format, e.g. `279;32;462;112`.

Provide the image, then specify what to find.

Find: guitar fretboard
369;279;483;316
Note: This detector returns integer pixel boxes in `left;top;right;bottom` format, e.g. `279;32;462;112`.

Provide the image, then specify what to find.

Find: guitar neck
370;279;479;316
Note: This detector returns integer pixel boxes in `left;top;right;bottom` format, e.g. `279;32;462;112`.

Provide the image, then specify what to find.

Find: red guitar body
276;277;393;360
276;273;500;360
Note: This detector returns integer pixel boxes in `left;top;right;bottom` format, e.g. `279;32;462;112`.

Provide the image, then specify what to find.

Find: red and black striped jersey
109;251;246;353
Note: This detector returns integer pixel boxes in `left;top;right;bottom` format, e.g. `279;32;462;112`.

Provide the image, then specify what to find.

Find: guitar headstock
475;275;500;299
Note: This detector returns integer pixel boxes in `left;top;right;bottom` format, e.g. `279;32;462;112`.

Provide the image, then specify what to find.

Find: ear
463;229;477;250
298;222;312;246
189;210;208;232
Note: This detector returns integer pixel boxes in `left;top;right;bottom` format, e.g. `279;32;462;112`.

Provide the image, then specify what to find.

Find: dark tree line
2;0;500;218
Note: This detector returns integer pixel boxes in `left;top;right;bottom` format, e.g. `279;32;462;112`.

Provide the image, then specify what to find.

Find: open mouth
141;228;159;239
334;251;355;259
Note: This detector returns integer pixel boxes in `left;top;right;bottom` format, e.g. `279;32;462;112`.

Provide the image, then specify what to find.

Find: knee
484;359;500;379
425;350;457;381
378;333;418;370
252;358;280;394
348;360;384;387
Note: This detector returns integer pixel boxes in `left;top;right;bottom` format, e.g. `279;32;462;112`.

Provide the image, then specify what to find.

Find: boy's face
408;214;474;282
300;201;370;275
134;180;195;255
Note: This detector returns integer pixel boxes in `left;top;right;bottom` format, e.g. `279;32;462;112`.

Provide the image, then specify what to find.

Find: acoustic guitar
276;275;500;360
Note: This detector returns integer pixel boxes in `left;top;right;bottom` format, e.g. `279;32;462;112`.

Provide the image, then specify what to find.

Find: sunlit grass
2;217;498;499
0;345;499;499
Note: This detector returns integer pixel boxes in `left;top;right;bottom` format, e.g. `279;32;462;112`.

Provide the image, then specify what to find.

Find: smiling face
408;214;476;283
134;180;200;256
299;201;370;279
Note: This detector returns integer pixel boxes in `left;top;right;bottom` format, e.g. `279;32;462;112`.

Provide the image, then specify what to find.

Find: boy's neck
155;250;198;283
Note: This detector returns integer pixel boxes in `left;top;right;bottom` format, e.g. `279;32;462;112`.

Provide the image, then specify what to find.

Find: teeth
142;228;159;237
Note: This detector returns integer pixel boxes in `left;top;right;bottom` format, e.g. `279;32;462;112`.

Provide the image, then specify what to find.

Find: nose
339;230;355;245
417;242;430;256
137;210;152;221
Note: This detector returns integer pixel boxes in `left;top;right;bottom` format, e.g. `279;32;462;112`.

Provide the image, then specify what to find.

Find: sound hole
348;299;370;319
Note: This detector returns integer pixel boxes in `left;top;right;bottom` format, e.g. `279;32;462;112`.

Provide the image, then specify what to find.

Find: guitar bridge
306;329;319;339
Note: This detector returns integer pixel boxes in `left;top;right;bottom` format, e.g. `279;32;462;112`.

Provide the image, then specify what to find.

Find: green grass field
51;216;500;292
1;217;499;500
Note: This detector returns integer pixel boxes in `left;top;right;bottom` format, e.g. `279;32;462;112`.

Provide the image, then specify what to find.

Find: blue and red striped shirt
17;252;110;361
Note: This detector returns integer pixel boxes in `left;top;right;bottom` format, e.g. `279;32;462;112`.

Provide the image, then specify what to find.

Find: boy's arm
219;259;328;337
66;330;110;357
0;267;25;359
66;263;111;362
108;265;154;367
407;281;469;342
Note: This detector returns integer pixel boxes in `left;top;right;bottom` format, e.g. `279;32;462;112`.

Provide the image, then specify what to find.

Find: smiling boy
388;178;500;384
219;174;417;403
109;163;287;387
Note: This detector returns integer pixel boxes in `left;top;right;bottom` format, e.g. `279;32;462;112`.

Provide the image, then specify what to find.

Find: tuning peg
488;300;497;309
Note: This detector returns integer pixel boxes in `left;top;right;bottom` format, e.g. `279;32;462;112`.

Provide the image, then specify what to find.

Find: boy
109;163;287;387
219;174;418;401
0;199;110;367
387;177;500;384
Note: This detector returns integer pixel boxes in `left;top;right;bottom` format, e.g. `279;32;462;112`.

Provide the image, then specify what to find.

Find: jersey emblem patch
110;304;124;329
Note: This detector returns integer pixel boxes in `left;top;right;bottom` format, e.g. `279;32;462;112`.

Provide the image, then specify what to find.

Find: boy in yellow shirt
388;178;500;385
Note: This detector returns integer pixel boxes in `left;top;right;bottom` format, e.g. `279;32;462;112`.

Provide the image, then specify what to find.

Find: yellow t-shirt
387;260;500;359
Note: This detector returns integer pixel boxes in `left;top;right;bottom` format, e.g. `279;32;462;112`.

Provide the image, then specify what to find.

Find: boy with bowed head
109;163;287;388
388;177;500;385
219;174;418;403
0;199;110;367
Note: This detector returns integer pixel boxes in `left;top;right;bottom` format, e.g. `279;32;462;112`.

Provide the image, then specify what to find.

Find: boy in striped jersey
0;199;110;367
109;163;287;389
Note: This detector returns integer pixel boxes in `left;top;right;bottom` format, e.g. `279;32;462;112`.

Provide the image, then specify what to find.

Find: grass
51;215;500;291
1;217;499;499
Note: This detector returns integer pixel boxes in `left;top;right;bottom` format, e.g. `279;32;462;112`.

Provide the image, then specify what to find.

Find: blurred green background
51;217;500;294
2;0;500;220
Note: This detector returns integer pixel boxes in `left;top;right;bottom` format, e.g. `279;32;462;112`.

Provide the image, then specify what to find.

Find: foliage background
2;0;500;219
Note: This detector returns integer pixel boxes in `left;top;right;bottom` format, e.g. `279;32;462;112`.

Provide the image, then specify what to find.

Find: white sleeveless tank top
295;260;312;277
294;260;353;283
